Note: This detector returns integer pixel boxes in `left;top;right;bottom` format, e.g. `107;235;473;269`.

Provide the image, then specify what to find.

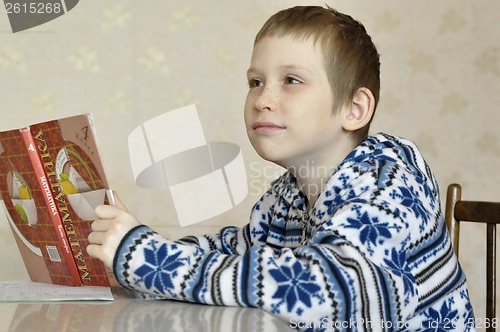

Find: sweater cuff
113;224;154;288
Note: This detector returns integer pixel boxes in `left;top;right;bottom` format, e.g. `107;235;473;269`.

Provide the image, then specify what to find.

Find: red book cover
0;114;116;287
0;128;80;286
29;114;115;286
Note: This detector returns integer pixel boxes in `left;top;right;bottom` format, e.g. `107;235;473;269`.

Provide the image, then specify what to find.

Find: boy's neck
293;169;334;211
285;134;359;211
288;150;353;211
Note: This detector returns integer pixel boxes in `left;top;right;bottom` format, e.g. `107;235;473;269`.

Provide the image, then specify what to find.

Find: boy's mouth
253;121;286;134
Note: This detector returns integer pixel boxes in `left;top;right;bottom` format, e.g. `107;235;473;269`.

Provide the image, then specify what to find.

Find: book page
0;281;114;302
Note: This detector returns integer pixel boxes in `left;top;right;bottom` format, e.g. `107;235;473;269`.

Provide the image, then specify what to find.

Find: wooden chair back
445;183;500;331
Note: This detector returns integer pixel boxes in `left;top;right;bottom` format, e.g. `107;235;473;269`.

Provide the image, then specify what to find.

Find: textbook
0;114;116;287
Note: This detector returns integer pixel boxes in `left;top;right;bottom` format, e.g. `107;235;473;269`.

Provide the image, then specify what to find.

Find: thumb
109;191;127;210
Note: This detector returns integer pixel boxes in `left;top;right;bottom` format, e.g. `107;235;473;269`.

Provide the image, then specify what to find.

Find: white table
0;288;294;332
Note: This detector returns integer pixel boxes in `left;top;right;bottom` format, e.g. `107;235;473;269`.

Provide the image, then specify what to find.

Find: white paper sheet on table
0;281;114;302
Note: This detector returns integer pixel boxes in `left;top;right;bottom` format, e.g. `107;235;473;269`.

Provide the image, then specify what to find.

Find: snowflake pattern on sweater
114;133;475;331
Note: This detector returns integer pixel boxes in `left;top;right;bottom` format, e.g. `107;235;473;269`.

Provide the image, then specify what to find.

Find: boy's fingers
87;244;112;268
86;244;101;260
87;232;120;269
95;204;123;219
88;230;103;245
90;219;109;232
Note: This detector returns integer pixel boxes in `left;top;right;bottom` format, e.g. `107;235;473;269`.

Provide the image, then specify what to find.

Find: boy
88;6;475;331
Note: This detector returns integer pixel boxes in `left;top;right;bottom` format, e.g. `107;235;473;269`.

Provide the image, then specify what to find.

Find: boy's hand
87;194;140;269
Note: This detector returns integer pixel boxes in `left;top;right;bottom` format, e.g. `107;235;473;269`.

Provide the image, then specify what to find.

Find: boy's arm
107;208;409;329
88;198;249;269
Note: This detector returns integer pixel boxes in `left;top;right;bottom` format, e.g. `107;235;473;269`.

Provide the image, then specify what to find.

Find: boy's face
244;35;351;170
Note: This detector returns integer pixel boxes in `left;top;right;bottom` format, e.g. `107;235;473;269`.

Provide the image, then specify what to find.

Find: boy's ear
341;87;375;132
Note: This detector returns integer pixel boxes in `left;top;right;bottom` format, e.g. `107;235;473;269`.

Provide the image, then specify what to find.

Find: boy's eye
248;79;263;88
285;76;302;85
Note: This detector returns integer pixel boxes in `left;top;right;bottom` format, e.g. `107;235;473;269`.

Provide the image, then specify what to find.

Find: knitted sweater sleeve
112;158;466;331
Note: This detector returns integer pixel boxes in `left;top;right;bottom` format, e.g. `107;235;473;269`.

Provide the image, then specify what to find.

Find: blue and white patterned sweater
114;133;475;331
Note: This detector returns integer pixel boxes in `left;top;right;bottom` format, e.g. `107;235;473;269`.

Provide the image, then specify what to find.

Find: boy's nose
254;85;277;112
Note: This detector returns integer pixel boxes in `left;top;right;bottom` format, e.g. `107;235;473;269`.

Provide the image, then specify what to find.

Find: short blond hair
255;6;380;143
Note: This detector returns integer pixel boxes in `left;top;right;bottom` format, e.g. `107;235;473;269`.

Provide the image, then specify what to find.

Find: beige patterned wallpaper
0;0;498;324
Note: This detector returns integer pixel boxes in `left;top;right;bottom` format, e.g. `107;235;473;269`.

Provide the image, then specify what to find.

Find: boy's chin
257;152;288;169
249;141;292;167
